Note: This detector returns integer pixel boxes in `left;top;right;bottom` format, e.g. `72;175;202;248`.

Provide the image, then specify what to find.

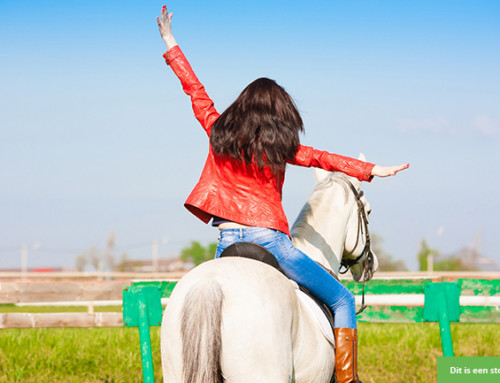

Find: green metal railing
123;277;499;381
351;278;500;323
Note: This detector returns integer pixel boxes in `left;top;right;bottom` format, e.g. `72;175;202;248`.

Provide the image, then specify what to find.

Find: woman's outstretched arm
156;5;220;135
157;5;177;50
291;145;409;181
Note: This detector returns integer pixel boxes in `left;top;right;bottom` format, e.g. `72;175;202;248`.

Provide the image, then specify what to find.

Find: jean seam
275;235;292;262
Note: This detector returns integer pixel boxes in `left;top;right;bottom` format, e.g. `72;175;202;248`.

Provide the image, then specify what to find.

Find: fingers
162;6;173;22
161;5;167;21
158;5;173;26
398;163;410;172
159;5;167;23
392;163;410;176
157;5;174;36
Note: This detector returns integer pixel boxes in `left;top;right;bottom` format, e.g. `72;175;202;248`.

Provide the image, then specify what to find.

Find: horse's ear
358;153;367;162
314;168;331;182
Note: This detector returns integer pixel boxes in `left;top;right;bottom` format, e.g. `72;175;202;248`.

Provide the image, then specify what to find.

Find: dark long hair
210;78;304;175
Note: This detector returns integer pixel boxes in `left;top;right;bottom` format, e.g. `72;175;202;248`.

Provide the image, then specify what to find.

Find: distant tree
417;239;479;271
103;233;116;270
75;246;100;272
371;234;408;271
448;245;496;271
114;253;131;272
74;233;117;271
180;241;217;266
434;256;475;271
417;240;437;271
74;252;87;272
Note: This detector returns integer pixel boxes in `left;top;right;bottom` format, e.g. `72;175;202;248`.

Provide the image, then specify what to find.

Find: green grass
0;323;498;382
0;327;158;383
358;323;498;383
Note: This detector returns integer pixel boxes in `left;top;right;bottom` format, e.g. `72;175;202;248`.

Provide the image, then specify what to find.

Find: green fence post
436;288;454;356
423;282;460;357
123;285;163;382
137;291;155;382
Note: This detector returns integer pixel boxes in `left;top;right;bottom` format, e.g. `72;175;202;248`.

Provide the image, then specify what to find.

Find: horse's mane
291;172;353;234
315;172;352;203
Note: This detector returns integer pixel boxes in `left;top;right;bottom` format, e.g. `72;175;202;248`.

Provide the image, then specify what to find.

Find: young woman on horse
157;6;408;383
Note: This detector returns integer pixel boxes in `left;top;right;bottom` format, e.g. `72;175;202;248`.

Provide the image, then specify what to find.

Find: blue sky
1;0;499;270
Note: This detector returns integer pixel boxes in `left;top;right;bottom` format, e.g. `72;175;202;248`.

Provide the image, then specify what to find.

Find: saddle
219;242;336;340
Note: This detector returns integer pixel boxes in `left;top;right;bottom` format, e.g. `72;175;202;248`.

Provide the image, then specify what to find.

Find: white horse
161;156;378;383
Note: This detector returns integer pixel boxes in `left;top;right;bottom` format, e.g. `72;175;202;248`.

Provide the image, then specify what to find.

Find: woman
157;6;408;383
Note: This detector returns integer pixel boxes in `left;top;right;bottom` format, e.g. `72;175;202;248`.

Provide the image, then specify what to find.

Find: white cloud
397;118;454;134
472;116;500;139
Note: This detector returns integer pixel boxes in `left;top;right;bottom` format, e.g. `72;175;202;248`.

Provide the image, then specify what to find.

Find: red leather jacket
164;46;375;236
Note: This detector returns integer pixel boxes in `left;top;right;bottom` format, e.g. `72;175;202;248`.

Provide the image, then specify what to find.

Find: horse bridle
338;180;375;315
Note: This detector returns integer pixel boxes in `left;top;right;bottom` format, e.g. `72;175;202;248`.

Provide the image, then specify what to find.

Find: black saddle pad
219;242;281;271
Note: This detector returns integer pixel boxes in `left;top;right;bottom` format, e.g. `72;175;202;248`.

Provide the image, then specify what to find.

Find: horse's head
311;154;379;283
340;153;379;282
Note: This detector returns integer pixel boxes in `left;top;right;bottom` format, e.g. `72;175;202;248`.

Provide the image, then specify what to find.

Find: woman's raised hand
371;163;410;178
157;5;177;50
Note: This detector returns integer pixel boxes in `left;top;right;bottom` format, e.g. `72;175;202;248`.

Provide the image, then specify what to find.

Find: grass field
0;322;498;383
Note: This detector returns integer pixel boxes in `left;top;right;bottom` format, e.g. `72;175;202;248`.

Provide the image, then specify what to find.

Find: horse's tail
181;280;224;383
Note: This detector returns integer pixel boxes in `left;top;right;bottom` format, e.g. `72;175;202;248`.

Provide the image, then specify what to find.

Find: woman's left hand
371;163;410;177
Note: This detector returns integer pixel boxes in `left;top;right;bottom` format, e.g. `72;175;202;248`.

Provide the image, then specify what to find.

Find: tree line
74;232;492;272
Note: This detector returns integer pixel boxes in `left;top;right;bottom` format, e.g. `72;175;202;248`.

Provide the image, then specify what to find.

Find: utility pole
21;244;28;280
152;240;159;272
427;250;434;273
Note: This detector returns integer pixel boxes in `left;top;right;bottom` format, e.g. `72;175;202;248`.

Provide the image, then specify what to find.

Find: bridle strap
340;182;371;271
338;180;374;315
356;251;374;315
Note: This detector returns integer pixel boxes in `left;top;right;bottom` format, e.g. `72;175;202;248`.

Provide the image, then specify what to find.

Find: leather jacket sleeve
163;46;220;136
290;145;375;182
163;47;374;182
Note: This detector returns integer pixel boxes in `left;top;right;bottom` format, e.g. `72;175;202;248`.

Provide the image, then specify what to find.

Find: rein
338;180;374;315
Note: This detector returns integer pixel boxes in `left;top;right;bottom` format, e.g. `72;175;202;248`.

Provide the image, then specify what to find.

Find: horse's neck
291;182;352;275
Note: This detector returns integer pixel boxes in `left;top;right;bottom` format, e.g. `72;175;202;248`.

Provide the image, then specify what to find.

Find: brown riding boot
334;328;362;383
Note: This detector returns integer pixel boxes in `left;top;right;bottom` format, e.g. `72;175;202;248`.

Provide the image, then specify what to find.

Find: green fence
350;278;500;323
123;277;499;382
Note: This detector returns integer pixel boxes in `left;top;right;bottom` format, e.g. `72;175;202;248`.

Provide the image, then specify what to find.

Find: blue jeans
215;227;357;329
